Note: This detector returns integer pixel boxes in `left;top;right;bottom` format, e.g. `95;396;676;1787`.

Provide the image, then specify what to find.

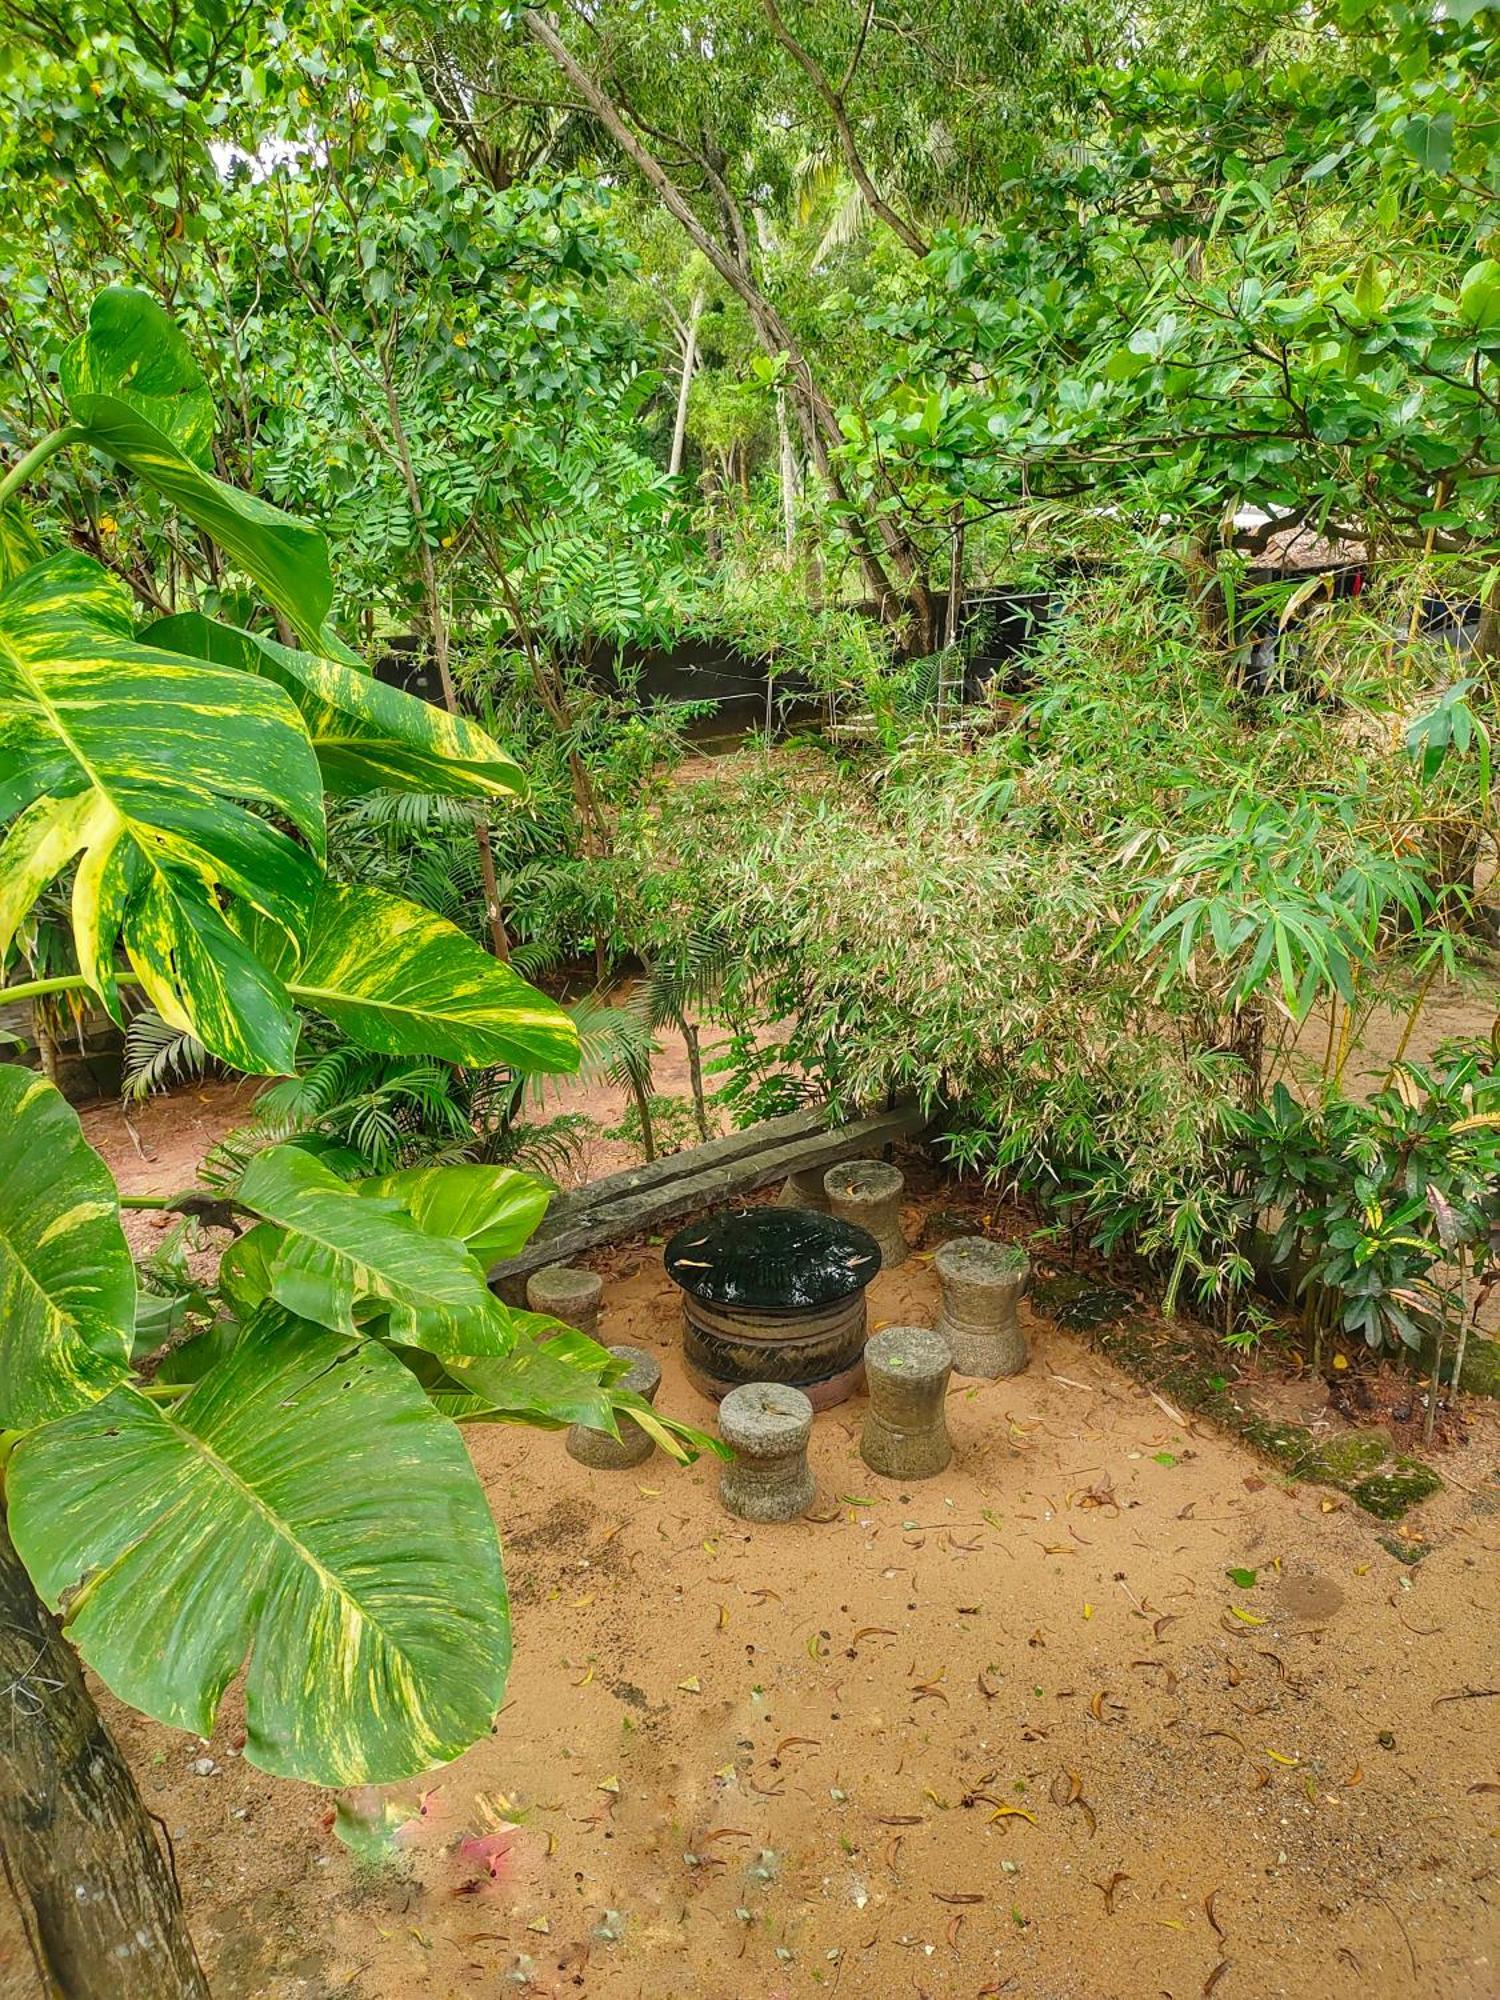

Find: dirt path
70;1188;1499;2000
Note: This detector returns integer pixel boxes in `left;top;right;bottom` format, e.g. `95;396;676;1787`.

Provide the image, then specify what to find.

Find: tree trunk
944;504;965;651
776;391;797;556
668;288;704;480
681;1018;710;1141
626;1066;658;1163
1474;571;1500;665
0;1516;209;2000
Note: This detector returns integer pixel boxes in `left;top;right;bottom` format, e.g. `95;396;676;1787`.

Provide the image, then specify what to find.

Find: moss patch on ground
1032;1275;1442;1521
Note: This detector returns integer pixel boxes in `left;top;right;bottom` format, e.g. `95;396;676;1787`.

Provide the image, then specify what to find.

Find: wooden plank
489;1100;929;1299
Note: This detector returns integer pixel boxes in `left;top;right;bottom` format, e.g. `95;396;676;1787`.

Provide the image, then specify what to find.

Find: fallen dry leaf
1050;1770;1081;1808
1096;1870;1130;1915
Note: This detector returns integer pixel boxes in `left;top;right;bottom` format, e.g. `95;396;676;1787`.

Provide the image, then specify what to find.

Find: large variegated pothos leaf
59;288;350;658
59;284;216;465
428;1324;726;1465
271;883;580;1075
0;551;324;1072
357;1164;553;1268
0;1066;133;1428
7;1311;510;1785
234;1145;515;1356
146;614;526;802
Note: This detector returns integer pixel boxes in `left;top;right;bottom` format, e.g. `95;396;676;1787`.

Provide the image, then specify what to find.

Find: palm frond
122;1009;211;1102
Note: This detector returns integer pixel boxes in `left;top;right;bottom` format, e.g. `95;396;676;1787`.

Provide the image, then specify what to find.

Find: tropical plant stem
0;425;85;509
0;973;138;1006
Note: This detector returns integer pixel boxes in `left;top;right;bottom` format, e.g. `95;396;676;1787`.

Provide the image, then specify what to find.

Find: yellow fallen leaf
716;1603;729;1631
1229;1606;1267;1626
1083;1603;1094;1620
678;1676;702;1694
1263;1747;1299;1766
638;1486;661;1497
1152;1919;1187;1930
571;1667;594;1688
988;1805;1038;1825
527;1916;550;1934
715;1763;737;1780
598;1776;621;1795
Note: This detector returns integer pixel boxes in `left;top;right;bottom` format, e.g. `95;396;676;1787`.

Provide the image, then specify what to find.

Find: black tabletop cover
664;1206;882;1311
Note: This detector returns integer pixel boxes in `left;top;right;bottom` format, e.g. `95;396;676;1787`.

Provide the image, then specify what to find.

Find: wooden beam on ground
489;1101;930;1298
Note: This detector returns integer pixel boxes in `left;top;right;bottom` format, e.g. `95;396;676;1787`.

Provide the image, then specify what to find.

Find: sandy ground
23;983;1495;2000
19;1181;1496;2000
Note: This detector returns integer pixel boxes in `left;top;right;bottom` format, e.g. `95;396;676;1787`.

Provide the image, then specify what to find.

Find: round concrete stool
775;1165;830;1211
823;1159;907;1269
718;1382;815;1522
861;1326;952;1479
567;1345;661;1469
527;1263;603;1339
934;1238;1031;1378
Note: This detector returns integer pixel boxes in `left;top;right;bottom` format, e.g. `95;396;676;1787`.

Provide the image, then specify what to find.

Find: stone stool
824;1159;907;1269
934;1238;1031;1378
861;1326;953;1479
775;1165;829;1211
567;1345;662;1469
526;1263;603;1339
718;1382;815;1522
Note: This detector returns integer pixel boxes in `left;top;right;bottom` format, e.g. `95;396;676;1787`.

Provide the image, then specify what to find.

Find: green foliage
1241;1057;1499;1351
0;1066;134;1428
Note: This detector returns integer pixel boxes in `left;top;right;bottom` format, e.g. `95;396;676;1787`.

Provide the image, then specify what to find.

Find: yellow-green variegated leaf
0;505;45;587
237;1144;515;1356
357;1164;553;1268
271;883;580;1075
436;1324;628;1429
430;1324;724;1464
59;285;216;465
144;613;526;802
60;288;351;658
7;1310;510;1785
0;550;323;1072
0;1065;133;1428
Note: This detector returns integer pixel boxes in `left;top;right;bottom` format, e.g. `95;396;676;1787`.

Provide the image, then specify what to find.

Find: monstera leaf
146;614;526;802
7;1311;510;1785
236;1145;516;1356
0;551;323;1071
0;1066;133;1428
60;289;347;655
272;883;579;1074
